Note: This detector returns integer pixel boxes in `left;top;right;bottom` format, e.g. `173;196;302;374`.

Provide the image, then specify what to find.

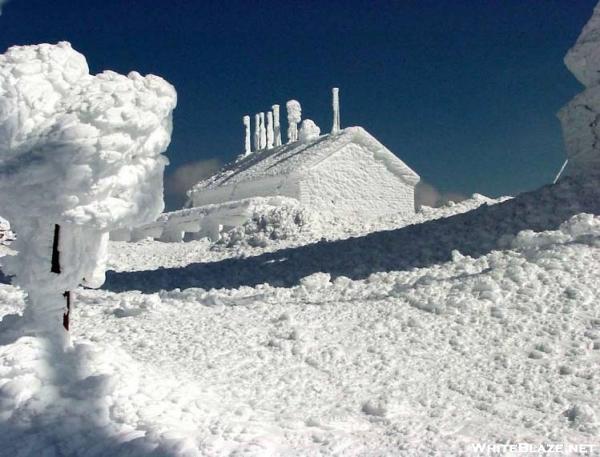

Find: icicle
243;115;251;155
266;111;274;149
331;87;340;134
286;100;301;143
272;104;281;146
254;113;260;151
259;112;266;149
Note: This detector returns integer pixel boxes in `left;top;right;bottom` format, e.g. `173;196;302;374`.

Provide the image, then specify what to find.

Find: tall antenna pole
331;87;340;134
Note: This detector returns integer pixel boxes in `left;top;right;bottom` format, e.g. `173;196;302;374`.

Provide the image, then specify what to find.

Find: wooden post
63;291;71;331
50;224;71;331
51;224;61;274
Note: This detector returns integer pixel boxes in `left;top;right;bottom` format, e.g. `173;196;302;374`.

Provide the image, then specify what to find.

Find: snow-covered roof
189;127;419;195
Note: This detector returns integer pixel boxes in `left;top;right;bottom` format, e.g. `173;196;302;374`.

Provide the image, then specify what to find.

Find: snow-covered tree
0;42;177;344
298;119;321;142
266;111;274;149
286;100;302;143
243;115;251;155
272;104;282;146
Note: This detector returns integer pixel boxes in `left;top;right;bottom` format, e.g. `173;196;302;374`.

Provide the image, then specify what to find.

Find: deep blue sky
0;0;596;208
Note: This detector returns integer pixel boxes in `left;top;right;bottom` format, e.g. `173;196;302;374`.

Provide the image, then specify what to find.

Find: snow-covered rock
558;1;600;175
0;42;176;338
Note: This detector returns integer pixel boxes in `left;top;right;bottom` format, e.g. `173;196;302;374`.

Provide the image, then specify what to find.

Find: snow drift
0;42;176;337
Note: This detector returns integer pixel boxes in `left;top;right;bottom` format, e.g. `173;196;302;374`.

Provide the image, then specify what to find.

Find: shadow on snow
103;176;600;294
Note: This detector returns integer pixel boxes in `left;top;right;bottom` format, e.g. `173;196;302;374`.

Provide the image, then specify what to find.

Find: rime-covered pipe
266;111;274;149
286;100;301;143
254;113;260;151
259;112;266;149
243;115;251;155
272;104;281;146
332;87;340;134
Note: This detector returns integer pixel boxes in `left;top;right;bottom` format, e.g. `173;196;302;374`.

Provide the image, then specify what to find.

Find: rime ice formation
266;111;274;149
188;127;419;224
259;112;266;150
298;119;321;142
558;1;600;175
286;100;301;143
0;42;176;339
331;87;340;134
273;104;282;146
243;115;251;155
253;113;260;151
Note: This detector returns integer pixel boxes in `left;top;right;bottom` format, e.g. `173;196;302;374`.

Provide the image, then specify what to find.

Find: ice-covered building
187;91;420;223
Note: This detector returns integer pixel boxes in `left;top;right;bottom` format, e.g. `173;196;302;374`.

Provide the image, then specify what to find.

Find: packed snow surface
1;177;600;455
0;42;176;336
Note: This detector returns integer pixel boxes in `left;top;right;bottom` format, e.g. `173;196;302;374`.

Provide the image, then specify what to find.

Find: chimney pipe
254;113;260;151
267;111;274;149
272;104;281;146
259;112;266;149
243;115;251;155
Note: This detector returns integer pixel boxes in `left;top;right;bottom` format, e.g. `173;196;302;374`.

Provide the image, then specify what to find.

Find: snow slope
1;178;600;456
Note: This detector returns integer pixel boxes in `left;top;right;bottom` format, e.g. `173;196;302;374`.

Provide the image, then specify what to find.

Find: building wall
192;174;300;207
298;143;415;221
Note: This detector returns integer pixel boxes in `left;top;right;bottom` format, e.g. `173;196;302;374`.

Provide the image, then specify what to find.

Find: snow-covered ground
1;177;600;456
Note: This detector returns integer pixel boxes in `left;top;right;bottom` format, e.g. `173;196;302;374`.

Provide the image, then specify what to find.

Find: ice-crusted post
286;100;302;143
259;112;266;150
254;113;260;151
272;104;282;146
266;111;274;149
243;115;251;155
331;87;340;134
0;42;177;345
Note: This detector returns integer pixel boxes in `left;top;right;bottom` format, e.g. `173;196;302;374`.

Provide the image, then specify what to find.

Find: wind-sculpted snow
3;201;600;454
0;42;176;336
105;175;600;293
